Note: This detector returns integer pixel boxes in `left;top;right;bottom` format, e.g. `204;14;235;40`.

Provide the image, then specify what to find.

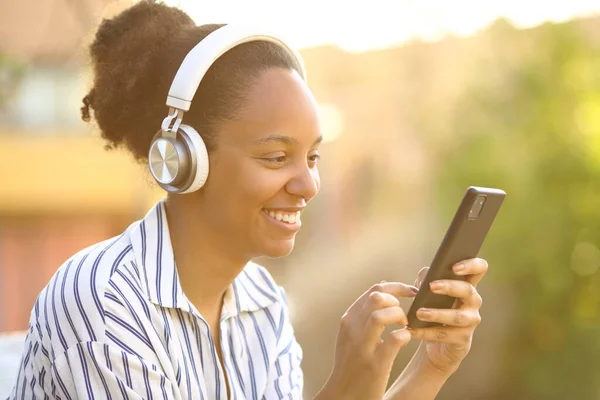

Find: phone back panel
406;187;506;328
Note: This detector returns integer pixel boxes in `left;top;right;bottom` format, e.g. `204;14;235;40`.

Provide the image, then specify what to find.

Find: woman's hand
408;258;488;374
320;282;419;400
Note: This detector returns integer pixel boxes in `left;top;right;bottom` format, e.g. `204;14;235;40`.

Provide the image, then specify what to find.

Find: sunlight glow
161;0;600;52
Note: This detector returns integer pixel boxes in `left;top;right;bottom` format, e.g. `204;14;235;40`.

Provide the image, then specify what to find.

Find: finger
363;306;408;348
376;328;411;365
414;267;429;288
367;282;419;299
408;326;473;346
415;308;481;327
429;280;483;308
452;258;488;286
362;291;401;316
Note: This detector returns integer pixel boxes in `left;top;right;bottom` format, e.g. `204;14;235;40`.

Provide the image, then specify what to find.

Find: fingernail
409;286;419;294
417;308;431;319
453;263;465;273
430;281;444;292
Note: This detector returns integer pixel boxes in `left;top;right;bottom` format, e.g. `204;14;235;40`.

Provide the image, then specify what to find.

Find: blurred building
0;0;162;331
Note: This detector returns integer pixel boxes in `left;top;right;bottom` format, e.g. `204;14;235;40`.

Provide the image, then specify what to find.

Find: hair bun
89;0;195;64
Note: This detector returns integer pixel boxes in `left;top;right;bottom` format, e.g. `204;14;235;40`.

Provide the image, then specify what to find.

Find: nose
285;163;320;202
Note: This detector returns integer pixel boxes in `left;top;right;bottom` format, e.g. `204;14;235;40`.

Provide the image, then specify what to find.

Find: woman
9;1;487;399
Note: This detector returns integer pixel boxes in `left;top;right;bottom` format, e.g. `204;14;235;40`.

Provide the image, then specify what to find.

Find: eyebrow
252;134;323;146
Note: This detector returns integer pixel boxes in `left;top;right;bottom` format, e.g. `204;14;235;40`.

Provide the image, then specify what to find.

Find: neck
164;195;249;316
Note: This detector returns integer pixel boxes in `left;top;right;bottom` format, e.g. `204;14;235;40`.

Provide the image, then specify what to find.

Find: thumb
376;328;411;365
414;267;429;288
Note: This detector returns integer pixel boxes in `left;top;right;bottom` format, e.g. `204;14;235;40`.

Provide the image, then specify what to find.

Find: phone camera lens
468;195;487;220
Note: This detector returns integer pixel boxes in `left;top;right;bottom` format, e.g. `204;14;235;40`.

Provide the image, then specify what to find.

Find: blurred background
1;0;600;398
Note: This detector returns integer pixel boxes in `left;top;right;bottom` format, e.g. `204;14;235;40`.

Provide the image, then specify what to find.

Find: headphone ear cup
177;124;209;194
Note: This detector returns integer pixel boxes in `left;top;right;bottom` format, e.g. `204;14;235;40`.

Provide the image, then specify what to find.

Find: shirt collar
129;199;279;317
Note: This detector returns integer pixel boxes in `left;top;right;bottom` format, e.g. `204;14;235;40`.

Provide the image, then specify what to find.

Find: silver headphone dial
149;138;180;184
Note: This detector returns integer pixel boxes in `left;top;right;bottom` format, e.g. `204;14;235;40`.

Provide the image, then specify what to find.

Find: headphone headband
166;24;307;111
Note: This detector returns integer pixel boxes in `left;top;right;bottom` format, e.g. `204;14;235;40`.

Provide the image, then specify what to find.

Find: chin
260;237;296;259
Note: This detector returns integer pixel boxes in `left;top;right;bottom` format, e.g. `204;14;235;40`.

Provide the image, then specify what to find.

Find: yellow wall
0;132;164;214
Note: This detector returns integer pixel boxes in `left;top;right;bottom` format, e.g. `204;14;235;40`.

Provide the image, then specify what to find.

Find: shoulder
30;228;137;357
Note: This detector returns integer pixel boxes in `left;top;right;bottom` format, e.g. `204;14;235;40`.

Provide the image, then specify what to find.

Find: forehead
217;67;321;146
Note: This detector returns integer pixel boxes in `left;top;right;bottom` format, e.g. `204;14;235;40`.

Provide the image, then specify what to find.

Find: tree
432;19;600;399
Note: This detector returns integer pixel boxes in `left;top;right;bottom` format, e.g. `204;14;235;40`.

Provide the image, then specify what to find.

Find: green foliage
433;20;600;399
0;52;26;107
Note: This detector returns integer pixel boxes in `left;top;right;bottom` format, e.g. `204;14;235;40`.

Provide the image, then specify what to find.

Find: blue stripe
248;312;270;371
106;330;142;359
141;220;150;296
172;256;178;306
60;260;82;343
43;285;55;360
175;365;181;386
106;278;174;367
190;318;205;370
160;374;168;400
156;206;163;304
41;345;49;359
257;267;278;293
233;315;258;400
22;342;32;369
232;280;242;315
110;245;133;276
240;282;277;333
227;331;247;396
87;342;112;400
104;344;112;371
52;363;74;400
76;343;94;399
197;318;222;399
50;269;68;351
19;375;26;400
274;360;283;398
243;270;278;303
89;236;125;326
113;269;150;319
140;356;153;400
72;253;97;341
288;351;294;390
160;308;172;355
104;292;122;304
130;260;141;281
122;351;132;389
177;336;193;400
38;367;46;391
175;309;204;399
109;276;152;341
105;311;154;351
277;306;286;340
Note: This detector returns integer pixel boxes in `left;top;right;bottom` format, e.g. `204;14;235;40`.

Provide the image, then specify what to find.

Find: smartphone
406;186;506;329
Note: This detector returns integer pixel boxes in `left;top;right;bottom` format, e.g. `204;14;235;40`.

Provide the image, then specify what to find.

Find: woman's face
199;67;322;259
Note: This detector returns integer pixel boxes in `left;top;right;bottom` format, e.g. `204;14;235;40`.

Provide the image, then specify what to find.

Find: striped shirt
8;200;303;399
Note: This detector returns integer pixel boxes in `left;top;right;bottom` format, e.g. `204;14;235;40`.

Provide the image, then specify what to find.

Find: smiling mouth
262;209;302;225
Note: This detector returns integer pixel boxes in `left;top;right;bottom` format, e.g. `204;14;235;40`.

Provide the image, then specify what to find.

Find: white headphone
148;25;307;194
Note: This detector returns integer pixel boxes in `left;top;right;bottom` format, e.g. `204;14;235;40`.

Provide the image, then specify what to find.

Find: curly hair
81;0;303;163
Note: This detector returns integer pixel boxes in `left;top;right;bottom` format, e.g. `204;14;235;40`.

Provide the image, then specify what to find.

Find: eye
263;155;287;164
308;153;321;167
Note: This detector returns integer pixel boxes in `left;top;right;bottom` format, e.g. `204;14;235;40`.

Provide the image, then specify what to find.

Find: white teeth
263;209;301;224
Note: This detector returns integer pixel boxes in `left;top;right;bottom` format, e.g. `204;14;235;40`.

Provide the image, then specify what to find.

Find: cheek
211;160;287;211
